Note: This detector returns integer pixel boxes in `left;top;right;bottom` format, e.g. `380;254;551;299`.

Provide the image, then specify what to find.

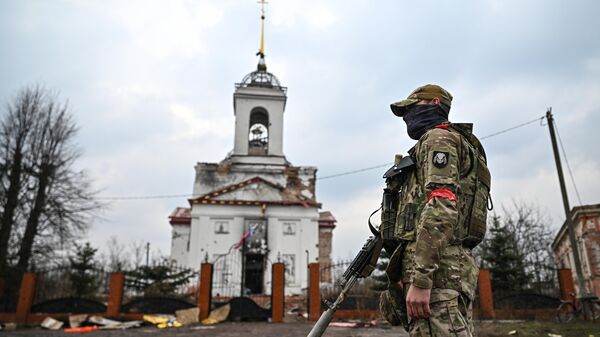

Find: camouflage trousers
408;289;474;337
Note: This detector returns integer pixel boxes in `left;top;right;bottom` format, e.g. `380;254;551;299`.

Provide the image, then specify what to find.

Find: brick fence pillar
271;262;285;323
106;272;125;317
308;262;320;321
478;268;495;319
558;268;575;301
15;272;37;324
198;263;213;321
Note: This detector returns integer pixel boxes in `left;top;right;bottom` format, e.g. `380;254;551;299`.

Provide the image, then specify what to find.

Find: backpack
450;123;492;248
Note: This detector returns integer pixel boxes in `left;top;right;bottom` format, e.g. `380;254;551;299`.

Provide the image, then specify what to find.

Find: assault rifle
306;217;383;337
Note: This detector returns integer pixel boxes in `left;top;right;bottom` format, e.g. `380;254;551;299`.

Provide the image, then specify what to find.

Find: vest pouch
381;188;399;241
463;162;491;248
379;284;408;329
395;202;417;241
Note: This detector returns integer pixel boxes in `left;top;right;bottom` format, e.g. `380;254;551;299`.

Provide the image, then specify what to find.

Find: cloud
271;1;338;31
1;0;599;261
326;185;382;260
70;0;225;60
168;103;231;142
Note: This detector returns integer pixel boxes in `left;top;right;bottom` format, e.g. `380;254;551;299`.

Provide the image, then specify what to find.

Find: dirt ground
6;320;600;337
6;321;407;337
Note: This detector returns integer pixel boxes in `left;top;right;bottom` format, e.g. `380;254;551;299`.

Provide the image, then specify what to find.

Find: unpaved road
8;320;600;337
6;322;408;337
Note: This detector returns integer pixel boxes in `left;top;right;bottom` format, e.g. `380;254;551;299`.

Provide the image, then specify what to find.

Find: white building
169;31;334;295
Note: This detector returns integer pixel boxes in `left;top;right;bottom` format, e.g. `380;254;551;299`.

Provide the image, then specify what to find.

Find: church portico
184;203;319;295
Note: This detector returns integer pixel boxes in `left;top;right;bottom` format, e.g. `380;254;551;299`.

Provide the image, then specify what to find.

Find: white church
168;7;336;296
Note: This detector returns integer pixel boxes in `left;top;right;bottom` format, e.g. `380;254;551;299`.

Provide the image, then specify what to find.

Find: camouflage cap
390;84;453;117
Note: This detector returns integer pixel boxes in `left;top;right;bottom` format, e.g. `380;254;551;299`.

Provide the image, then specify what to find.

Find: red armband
428;188;457;204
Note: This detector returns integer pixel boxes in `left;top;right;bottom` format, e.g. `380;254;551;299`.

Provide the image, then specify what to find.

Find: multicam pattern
382;124;490;335
408;289;474;337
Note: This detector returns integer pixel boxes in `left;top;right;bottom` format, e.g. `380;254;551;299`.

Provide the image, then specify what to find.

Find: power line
97;115;546;201
316;115;546;181
97;193;195;201
479;116;545;140
317;163;391;180
554;119;583;206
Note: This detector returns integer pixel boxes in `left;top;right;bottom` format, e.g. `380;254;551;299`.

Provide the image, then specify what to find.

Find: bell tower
231;0;287;166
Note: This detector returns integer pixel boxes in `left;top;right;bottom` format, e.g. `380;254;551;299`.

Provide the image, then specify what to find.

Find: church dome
239;69;282;89
236;56;286;91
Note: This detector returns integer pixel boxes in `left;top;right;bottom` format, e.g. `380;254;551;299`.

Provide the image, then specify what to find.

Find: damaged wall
193;161;317;204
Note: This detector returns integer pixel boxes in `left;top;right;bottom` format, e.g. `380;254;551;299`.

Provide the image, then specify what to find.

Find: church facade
169;47;335;295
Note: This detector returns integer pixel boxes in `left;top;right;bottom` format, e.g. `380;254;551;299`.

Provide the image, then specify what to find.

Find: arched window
248;108;269;155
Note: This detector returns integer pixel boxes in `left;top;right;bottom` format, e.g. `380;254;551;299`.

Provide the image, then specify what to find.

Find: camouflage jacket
389;123;489;299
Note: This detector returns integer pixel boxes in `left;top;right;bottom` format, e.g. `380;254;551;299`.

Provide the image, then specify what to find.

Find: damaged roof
189;176;320;208
319;211;337;228
169;207;191;226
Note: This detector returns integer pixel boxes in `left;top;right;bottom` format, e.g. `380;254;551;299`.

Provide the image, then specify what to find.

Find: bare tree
476;201;556;294
0;85;103;295
104;236;129;271
502;201;556;292
0;87;44;277
129;240;147;269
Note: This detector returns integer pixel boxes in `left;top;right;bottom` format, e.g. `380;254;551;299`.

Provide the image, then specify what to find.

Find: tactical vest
381;123;491;249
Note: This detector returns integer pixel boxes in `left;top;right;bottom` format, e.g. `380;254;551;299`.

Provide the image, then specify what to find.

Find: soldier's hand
405;284;431;319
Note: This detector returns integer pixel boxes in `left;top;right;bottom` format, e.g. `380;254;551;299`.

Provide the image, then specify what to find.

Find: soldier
380;84;491;336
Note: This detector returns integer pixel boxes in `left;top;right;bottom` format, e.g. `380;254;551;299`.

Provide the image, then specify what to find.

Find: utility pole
546;108;592;317
145;242;150;266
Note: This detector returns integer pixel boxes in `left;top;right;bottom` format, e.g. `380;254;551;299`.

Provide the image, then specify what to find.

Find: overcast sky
1;0;599;261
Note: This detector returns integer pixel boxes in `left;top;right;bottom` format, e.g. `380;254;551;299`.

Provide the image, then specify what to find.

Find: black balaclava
402;104;449;140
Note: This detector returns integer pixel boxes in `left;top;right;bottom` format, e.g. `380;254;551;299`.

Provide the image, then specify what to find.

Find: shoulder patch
432;151;449;168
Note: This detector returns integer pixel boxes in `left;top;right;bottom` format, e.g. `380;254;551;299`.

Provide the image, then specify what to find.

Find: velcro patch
432;151;449;168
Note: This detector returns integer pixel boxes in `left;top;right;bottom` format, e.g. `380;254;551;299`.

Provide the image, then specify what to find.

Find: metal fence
34;266;110;304
492;280;561;310
122;263;199;303
320;260;379;310
212;252;274;300
212;252;243;298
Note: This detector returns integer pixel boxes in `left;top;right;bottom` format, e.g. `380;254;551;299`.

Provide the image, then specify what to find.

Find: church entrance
243;253;264;294
241;219;268;295
209;219;272;321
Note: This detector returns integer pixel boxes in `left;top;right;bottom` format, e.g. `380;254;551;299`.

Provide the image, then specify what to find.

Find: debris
143;315;181;329
201;303;230;325
64;326;100;333
190;326;216;330
508;331;518;335
200;318;219;325
143;314;172;325
69;314;88;328
176;307;200;325
287;306;306;316
41;317;64;330
547;334;562;337
157;319;182;329
330;322;358;328
102;320;143;330
88;315;121;326
2;323;17;331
